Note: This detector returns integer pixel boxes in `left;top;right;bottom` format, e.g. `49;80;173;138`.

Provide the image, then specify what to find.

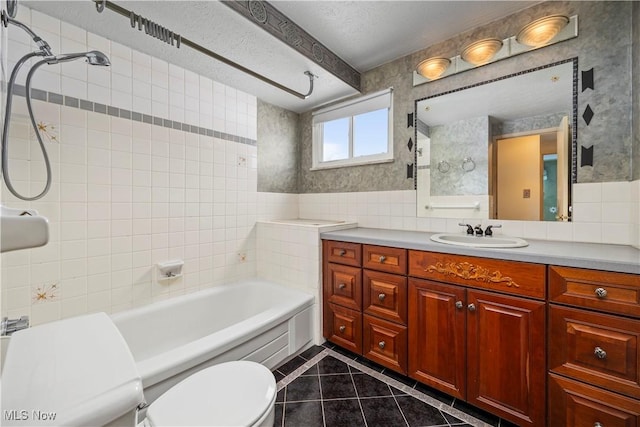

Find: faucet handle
485;224;502;236
458;223;474;235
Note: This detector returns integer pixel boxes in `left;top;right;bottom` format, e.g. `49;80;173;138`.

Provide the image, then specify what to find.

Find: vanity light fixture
516;15;570;47
416;57;451;80
413;14;578;86
460;38;503;65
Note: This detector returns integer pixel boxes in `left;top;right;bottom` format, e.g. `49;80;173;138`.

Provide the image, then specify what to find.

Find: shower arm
1;12;53;56
92;0;316;99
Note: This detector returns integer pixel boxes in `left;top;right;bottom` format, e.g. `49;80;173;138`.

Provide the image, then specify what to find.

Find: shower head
47;50;111;66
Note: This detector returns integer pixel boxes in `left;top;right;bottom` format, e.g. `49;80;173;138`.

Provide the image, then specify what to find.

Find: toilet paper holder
157;260;184;280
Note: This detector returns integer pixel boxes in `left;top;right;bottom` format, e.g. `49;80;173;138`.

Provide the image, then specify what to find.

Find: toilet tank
1;313;144;426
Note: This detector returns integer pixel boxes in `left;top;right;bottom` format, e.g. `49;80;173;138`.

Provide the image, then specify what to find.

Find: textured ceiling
23;0;539;113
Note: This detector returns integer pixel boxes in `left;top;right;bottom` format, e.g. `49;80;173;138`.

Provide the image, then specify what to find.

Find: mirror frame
413;57;579;220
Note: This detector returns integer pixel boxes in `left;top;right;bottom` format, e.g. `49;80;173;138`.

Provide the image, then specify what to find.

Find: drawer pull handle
455;301;463;309
339;325;346;333
594;347;607;360
338;249;346;256
338;283;346;290
378;293;386;301
468;303;476;312
378;341;386;349
379;255;386;263
595;287;608;298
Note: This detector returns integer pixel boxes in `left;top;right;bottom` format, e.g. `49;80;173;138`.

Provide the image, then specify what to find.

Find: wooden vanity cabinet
323;241;363;353
408;252;546;427
322;241;408;374
322;238;640;427
548;266;640;426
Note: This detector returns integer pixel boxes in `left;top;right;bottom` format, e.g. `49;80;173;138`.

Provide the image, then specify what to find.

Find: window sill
310;157;394;171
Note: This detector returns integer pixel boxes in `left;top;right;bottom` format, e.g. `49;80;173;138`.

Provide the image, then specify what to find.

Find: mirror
415;59;577;221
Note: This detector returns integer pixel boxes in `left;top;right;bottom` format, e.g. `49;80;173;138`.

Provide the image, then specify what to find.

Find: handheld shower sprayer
1;13;111;201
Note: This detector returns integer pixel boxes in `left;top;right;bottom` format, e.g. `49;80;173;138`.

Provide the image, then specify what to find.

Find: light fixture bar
413;15;578;86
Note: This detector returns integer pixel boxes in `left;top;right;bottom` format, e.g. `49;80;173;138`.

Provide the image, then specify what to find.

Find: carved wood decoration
222;0;361;91
425;261;520;288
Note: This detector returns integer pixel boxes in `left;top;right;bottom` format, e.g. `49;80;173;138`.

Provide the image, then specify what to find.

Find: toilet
144;361;276;427
1;313;277;427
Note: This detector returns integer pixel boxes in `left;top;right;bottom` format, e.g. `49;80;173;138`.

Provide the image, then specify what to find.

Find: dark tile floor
271;343;519;427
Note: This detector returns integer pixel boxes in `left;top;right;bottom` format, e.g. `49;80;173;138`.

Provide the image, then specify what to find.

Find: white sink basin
430;233;528;248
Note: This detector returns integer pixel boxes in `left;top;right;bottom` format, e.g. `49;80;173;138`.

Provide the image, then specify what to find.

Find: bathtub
111;279;314;404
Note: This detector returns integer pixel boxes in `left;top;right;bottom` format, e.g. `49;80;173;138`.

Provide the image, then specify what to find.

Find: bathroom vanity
321;228;640;427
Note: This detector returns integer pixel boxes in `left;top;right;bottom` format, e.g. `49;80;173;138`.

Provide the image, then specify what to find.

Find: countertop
320;227;640;275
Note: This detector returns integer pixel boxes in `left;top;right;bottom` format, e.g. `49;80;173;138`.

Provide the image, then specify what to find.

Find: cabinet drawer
363;245;407;275
363;314;407;374
409;250;546;299
324;240;361;267
549;266;640;318
363;270;407;324
325;303;362;354
325;263;362;311
549;305;640;399
549;373;640;427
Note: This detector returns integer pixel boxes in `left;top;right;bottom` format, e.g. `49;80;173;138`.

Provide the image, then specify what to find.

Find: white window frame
311;88;394;170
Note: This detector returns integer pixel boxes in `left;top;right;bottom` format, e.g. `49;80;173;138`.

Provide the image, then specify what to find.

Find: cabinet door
467;289;546;427
549;373;640;427
408;278;466;399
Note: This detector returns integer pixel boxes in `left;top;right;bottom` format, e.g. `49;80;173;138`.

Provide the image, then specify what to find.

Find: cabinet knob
594;423;603;427
468;303;476;312
455;301;463;309
378;293;386;301
379;255;386;263
594;346;607;360
595;287;608;298
338;283;346;290
378;341;386;349
339;325;346;333
338;249;346;256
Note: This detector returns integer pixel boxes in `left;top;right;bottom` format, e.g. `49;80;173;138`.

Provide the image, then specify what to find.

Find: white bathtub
111;279;314;404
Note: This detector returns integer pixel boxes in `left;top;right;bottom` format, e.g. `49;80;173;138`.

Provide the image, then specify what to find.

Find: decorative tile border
14;84;257;146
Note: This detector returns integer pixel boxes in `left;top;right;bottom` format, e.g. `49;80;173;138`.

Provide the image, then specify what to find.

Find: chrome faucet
485;224;502;236
458;223;474;235
1;315;29;336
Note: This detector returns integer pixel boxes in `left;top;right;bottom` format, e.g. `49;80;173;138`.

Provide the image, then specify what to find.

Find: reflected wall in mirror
415;59;577;221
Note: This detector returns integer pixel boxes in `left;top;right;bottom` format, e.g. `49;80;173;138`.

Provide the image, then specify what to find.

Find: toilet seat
144;361;276;427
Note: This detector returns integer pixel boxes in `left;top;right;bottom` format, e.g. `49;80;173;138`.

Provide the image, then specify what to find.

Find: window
312;88;393;170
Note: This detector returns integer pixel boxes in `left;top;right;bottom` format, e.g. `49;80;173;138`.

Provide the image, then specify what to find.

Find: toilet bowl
1;313;277;427
144;361;276;427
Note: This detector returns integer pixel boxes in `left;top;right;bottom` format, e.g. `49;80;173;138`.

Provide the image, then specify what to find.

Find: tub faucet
1;315;29;336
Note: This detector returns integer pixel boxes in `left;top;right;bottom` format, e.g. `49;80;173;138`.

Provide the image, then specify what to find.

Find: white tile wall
298;182;639;246
1;7;259;325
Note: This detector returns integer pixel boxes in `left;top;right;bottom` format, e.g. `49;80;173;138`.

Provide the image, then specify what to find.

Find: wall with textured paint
294;1;634;193
633;1;640;181
257;100;300;193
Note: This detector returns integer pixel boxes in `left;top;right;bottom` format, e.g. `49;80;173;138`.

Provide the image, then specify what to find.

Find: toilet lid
145;361;276;427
